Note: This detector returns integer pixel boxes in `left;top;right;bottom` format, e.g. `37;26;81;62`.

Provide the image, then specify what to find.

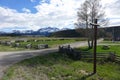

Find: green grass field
0;45;25;51
100;41;120;44
0;37;86;51
96;45;120;55
3;52;120;80
77;45;120;55
19;39;77;48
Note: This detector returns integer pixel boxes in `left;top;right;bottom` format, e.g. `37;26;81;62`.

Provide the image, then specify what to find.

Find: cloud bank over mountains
0;0;120;31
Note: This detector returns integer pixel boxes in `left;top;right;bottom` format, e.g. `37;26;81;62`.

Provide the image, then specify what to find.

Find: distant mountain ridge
0;27;71;36
0;26;117;39
37;27;60;33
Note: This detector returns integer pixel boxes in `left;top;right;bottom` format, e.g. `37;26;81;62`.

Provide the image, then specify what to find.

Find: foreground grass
3;52;120;80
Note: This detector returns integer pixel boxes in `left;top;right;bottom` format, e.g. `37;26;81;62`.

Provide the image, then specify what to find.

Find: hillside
51;30;83;37
51;28;107;38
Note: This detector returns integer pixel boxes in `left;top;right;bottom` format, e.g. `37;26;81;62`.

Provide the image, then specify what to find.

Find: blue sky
0;0;38;13
0;0;120;32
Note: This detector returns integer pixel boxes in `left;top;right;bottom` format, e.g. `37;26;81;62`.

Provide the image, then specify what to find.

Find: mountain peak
37;27;60;33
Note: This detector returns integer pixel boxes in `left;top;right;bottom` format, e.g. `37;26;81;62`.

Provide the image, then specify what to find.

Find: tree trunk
85;23;94;49
88;39;91;48
86;22;92;49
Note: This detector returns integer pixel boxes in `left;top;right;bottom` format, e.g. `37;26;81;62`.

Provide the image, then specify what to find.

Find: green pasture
100;41;120;44
0;45;25;51
3;52;120;80
18;39;76;48
0;37;86;51
77;45;120;56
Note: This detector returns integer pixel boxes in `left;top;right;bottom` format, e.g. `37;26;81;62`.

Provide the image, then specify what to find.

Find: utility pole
93;19;98;74
90;19;98;74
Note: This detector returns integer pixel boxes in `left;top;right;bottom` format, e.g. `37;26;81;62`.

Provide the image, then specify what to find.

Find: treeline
0;33;22;37
51;28;112;38
51;30;82;37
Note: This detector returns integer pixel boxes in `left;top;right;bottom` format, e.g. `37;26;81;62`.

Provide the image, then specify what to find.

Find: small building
105;26;120;41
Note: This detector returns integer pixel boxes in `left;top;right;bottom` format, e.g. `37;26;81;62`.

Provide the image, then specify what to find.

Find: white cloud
101;0;117;5
30;0;36;2
35;0;81;28
101;0;120;26
0;7;37;30
0;0;120;32
0;0;82;31
22;8;31;13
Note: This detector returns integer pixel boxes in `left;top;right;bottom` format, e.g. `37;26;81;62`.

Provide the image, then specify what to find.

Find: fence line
59;45;120;63
115;55;120;62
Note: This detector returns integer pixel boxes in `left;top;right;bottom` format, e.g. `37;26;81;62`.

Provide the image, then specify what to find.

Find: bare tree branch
75;0;109;48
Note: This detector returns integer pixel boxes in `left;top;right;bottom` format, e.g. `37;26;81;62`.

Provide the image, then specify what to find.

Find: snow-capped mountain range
0;27;71;36
37;27;60;33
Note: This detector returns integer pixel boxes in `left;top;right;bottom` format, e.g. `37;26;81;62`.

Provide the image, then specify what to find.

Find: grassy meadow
1;37;120;80
0;45;25;51
2;52;120;80
77;45;120;55
0;37;86;51
100;41;120;44
18;38;78;48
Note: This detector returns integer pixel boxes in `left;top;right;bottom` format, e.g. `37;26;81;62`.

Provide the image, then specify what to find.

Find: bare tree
76;0;108;49
75;0;91;48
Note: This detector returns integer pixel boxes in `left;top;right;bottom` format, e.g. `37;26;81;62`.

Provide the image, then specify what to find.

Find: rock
79;70;89;75
10;40;15;43
102;45;110;50
15;43;20;47
25;44;32;49
6;42;12;46
34;40;38;42
37;44;48;49
51;77;56;80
